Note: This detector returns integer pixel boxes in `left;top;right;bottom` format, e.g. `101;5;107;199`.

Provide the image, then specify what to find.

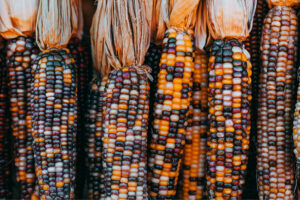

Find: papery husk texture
267;0;300;7
195;0;209;50
151;0;200;44
71;0;84;39
0;0;39;39
36;0;73;50
207;0;257;40
91;0;153;77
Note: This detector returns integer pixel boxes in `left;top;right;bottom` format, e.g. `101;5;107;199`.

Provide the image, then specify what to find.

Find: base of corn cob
257;5;297;199
32;49;77;200
148;28;194;199
6;36;39;199
102;66;150;199
207;39;252;200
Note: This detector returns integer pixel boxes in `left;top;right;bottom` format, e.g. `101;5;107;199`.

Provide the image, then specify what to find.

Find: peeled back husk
266;0;300;7
151;0;200;44
207;0;257;41
194;0;209;50
35;0;73;50
90;0;153;77
70;0;84;40
0;0;39;39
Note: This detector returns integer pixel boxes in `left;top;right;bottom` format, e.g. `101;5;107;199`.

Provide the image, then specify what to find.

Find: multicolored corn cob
257;5;297;199
148;28;194;199
102;66;150;199
144;43;162;105
243;1;268;198
32;49;77;200
6;36;39;199
144;43;162;157
86;76;107;200
68;36;92;198
0;46;11;198
182;50;208;200
207;39;252;200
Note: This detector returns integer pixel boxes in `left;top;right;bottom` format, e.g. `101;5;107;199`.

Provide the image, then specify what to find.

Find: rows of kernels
144;43;162;147
243;1;268;197
257;5;296;200
32;49;77;200
148;28;194;199
144;43;162;102
68;37;92;198
86;77;107;200
0;47;11;198
182;50;208;200
207;39;252;200
102;67;149;199
6;36;39;199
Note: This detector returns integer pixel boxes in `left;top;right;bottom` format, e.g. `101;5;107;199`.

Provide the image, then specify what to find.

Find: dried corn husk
151;0;199;44
150;0;165;43
195;0;209;50
91;0;153;77
71;0;84;39
36;0;73;50
266;0;300;7
0;0;39;39
207;0;257;40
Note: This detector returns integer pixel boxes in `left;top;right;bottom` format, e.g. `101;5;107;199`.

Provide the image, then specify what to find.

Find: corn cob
206;39;252;200
182;50;208;200
148;28;194;199
68;36;92;198
257;5;297;199
0;46;11;198
102;66;150;199
144;43;162;159
6;36;39;199
32;49;77;199
86;76;107;200
243;1;269;198
144;43;162;105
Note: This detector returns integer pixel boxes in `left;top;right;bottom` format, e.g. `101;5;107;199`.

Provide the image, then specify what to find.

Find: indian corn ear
257;5;297;200
243;0;269;198
207;39;252;200
144;43;162;137
68;36;92;198
102;66;150;199
0;46;11;198
32;49;77;200
182;50;208;200
6;36;39;199
86;76;107;200
148;28;194;199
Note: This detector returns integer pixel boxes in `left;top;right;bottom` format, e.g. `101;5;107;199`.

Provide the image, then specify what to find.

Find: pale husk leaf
71;0;84;39
151;0;200;44
0;0;39;39
36;0;73;50
150;0;165;43
195;0;209;50
207;0;257;40
91;0;152;77
266;0;300;7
